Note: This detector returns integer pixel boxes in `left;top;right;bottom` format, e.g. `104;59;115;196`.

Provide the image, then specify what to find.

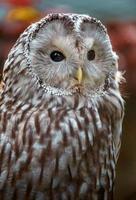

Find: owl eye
50;51;65;62
87;50;95;61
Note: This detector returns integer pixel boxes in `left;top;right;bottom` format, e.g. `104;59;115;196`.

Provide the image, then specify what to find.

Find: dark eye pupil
50;51;65;62
87;50;95;61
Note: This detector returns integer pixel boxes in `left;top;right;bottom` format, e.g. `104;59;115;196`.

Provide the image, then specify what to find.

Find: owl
0;13;124;200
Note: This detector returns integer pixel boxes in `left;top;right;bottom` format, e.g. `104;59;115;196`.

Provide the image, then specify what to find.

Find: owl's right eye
50;51;65;62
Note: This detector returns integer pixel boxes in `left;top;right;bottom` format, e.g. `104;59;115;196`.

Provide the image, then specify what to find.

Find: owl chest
19;106;114;178
26;106;114;193
23;106;96;156
5;104;114;171
0;97;116;189
0;103;115;199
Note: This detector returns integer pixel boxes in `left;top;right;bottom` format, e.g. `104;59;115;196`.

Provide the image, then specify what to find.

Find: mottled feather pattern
0;13;124;200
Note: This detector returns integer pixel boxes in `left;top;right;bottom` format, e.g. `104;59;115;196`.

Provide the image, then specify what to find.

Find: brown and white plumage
0;13;124;200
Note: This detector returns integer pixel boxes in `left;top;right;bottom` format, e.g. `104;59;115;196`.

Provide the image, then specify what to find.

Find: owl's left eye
87;50;95;61
50;51;65;62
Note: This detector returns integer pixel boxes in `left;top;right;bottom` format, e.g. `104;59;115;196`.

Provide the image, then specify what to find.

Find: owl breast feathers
0;13;124;200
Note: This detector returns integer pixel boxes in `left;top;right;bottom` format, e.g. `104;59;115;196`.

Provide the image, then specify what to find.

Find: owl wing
112;111;124;161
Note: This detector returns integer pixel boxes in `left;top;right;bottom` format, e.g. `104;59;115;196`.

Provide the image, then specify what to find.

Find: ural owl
0;13;124;200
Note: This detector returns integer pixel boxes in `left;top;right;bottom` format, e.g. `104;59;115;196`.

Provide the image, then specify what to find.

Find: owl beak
76;67;83;84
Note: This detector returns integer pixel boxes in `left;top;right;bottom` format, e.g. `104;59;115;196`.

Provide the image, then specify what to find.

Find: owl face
28;14;117;96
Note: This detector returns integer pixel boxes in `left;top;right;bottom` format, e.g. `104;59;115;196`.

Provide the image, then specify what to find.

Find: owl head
4;13;119;97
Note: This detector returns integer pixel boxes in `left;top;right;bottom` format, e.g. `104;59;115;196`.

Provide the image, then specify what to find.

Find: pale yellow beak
76;67;83;84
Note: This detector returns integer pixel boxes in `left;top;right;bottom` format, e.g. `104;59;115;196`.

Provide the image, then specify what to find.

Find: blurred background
0;0;136;199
